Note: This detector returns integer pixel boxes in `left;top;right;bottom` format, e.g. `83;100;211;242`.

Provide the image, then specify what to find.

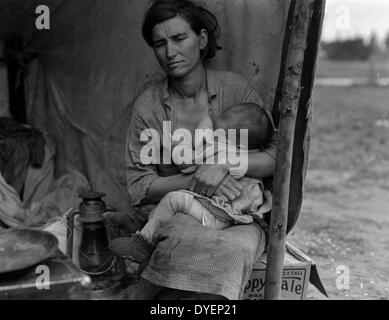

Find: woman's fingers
225;180;242;197
217;184;240;201
229;177;244;191
189;166;244;201
194;183;203;195
188;175;197;192
217;185;235;201
191;164;228;196
198;182;216;197
215;176;243;201
205;185;218;197
192;177;209;195
181;165;198;175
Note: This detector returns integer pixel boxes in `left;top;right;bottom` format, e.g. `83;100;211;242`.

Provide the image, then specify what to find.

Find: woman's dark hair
142;0;221;62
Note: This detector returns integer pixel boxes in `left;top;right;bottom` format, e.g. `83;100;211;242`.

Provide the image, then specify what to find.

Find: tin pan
0;229;58;279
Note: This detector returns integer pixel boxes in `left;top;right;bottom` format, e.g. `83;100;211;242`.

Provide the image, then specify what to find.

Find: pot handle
66;210;79;261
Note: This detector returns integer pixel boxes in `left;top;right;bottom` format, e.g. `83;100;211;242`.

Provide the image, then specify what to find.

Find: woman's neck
170;63;206;100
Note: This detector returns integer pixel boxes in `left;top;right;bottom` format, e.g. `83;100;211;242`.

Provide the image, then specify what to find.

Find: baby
110;103;273;263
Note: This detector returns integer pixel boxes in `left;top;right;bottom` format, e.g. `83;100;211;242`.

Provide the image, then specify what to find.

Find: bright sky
322;0;389;43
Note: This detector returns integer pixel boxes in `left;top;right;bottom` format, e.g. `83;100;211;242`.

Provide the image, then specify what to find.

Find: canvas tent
0;0;326;298
0;0;290;213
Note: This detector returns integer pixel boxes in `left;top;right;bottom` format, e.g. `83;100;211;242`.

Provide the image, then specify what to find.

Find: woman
122;0;277;300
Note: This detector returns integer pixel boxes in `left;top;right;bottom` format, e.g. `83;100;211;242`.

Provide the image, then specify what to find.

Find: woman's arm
211;149;275;200
142;173;194;204
188;164;244;200
246;124;278;178
236;76;278;179
246;150;275;178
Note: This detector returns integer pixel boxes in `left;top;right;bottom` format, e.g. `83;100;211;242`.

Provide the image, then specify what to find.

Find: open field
316;58;389;79
288;85;389;300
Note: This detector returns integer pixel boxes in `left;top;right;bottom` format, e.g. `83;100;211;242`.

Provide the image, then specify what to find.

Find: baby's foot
109;231;155;264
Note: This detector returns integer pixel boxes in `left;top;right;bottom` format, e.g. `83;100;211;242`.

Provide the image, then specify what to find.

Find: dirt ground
287;85;389;300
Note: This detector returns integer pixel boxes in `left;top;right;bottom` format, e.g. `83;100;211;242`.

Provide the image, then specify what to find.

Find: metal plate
0;229;58;275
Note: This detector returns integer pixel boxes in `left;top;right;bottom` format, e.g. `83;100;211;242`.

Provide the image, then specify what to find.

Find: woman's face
151;15;208;78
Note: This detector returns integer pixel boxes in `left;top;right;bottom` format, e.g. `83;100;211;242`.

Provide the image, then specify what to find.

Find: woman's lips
167;61;182;68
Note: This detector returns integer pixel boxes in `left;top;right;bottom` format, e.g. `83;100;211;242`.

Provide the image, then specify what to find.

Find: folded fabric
0;170;88;228
0;117;46;196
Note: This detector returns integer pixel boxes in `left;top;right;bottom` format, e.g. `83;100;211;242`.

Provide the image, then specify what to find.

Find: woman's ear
199;29;208;50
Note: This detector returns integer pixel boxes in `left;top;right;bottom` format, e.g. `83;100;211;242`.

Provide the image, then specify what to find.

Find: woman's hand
188;164;229;197
214;175;244;201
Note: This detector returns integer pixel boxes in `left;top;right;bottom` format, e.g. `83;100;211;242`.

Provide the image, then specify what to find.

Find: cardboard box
243;242;313;300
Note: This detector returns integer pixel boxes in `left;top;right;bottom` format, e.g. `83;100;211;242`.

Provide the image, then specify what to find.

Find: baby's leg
141;191;204;242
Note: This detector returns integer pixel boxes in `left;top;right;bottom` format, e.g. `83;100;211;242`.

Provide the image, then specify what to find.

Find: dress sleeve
125;98;160;207
242;87;278;160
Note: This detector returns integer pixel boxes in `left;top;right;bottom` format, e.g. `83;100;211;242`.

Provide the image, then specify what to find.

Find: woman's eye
174;36;186;42
153;41;165;48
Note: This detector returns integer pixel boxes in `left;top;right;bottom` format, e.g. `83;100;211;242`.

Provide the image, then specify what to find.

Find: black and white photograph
0;0;388;305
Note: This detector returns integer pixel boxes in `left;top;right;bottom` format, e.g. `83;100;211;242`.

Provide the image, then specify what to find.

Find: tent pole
264;0;313;300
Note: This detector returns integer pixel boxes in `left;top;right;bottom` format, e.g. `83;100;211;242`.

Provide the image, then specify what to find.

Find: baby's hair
215;103;273;150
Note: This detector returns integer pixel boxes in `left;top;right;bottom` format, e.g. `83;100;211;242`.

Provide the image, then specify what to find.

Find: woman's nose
166;41;177;58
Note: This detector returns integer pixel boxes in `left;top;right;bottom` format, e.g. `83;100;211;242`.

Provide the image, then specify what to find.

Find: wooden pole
264;0;313;300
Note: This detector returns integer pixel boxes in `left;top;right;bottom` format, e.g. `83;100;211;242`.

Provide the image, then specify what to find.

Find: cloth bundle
0;117;46;197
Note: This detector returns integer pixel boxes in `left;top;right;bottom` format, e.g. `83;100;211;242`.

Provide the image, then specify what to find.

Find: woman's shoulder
132;78;167;116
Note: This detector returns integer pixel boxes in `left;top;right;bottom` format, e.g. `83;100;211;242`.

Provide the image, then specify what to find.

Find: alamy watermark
334;5;351;32
139;121;249;175
336;265;350;290
35;265;50;290
35;5;50;30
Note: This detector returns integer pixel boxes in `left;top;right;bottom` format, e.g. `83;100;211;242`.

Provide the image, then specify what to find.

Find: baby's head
214;103;273;150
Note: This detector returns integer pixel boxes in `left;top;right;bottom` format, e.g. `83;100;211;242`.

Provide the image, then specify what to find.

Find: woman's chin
166;68;188;79
165;64;200;79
